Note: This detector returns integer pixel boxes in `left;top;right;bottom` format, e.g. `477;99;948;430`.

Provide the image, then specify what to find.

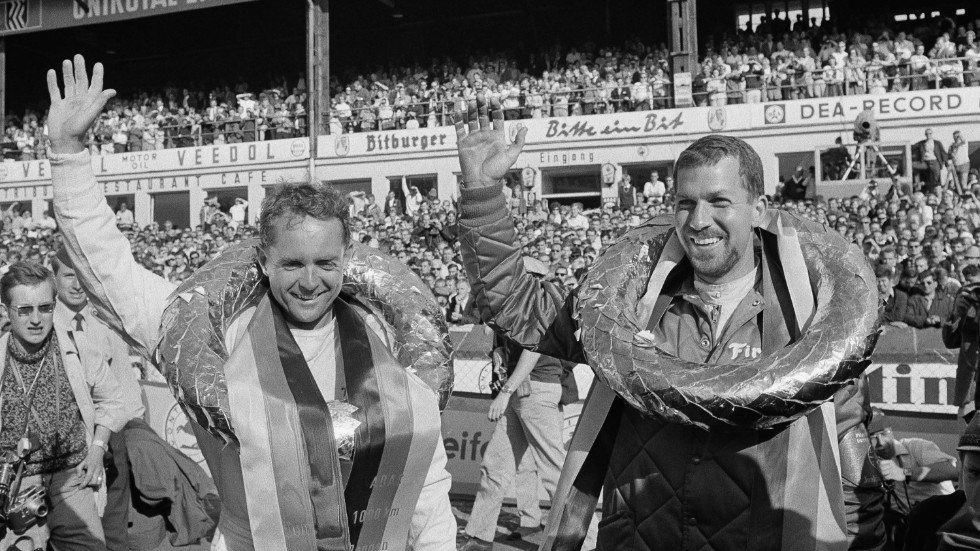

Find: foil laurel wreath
155;240;454;446
576;213;881;430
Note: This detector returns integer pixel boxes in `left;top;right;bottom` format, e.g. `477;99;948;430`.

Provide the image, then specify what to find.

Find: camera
0;459;16;523
0;440;47;536
853;109;880;143
6;486;47;535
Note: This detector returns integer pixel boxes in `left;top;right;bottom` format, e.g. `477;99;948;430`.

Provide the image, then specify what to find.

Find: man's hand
46;54;117;155
487;392;511;422
453;94;527;188
75;445;106;488
879;459;906;483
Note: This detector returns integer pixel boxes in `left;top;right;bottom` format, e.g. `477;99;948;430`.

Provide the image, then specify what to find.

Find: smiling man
45;55;454;551
454;95;881;551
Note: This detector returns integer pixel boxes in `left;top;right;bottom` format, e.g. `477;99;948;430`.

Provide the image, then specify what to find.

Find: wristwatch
91;439;108;453
500;386;515;395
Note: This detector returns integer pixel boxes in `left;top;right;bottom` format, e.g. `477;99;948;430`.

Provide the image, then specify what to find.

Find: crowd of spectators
327;11;980;132
2;79;308;161
4;12;978;158
0;130;973;332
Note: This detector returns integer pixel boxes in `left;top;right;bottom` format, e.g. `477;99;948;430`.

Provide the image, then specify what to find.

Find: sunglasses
7;302;55;318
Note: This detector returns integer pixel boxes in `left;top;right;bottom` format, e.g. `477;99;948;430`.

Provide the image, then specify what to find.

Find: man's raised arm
47;55;175;359
454;95;584;363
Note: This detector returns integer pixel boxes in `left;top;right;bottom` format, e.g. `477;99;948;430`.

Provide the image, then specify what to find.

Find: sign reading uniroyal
0;138;309;183
754;87;980;127
0;0;258;36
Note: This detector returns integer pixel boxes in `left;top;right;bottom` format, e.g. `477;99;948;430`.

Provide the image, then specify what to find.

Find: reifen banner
0;0;258;36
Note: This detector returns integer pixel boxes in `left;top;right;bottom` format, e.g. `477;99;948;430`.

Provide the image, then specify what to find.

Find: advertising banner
0;0;258;36
0;138;309;184
753;87;980;128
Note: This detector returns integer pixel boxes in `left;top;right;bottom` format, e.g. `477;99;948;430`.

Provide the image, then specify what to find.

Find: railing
701;55;979;105
3;55;977;156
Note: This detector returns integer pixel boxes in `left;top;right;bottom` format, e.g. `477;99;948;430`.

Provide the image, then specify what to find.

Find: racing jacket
458;182;883;551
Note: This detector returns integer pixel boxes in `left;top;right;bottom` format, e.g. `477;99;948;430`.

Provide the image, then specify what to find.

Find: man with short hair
642;170;666;202
115;201;134;230
905;414;980;550
950;130;972;193
566;202;589;230
46;55;454;551
878;265;909;325
0;262;128;551
52;248;144;551
914;128;949;193
905;270;954;328
868;408;958;517
944;264;980;422
453;95;881;550
617;174;636;210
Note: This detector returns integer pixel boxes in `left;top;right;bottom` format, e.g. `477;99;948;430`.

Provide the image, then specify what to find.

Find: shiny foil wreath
576;212;880;430
155;240;454;444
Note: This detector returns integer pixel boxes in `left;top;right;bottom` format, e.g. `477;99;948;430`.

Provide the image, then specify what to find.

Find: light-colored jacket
0;328;129;444
54;301;144;423
50;151;455;551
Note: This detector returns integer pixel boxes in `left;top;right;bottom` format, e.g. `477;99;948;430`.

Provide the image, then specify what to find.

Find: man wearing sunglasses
905;271;954;328
0;262;128;550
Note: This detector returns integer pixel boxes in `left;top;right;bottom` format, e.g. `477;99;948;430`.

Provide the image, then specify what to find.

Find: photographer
0;262;127;550
943;264;980;422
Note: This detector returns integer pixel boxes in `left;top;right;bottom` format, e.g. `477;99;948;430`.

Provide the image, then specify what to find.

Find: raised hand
453;93;527;188
46;54;116;154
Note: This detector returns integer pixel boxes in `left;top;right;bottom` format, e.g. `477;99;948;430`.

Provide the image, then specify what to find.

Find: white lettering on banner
0;161;47;183
99;167;307;194
101;140;306;174
866;363;959;415
67;0;259;24
539;151;596;165
756;88;980;127
0;185;50;201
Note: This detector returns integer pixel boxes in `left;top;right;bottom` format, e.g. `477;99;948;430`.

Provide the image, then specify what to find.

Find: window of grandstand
325;179;373;197
541;169;602;208
393;175;437;197
735;1;829;33
152;191;191;229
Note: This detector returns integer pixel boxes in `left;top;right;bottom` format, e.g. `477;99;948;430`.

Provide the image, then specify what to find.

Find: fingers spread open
491;102;505;131
478;97;489;130
46;69;61;102
452;112;466;141
61;59;75;98
506;126;529;162
73;54;89;93
466;98;479;133
90;62;105;94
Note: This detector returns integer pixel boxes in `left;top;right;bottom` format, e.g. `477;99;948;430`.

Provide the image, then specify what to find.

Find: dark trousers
102;431;131;551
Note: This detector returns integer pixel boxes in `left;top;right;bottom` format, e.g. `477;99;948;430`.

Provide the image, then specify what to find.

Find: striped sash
224;295;441;550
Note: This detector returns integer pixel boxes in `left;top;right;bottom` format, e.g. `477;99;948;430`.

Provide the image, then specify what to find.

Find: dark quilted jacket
458;183;883;551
